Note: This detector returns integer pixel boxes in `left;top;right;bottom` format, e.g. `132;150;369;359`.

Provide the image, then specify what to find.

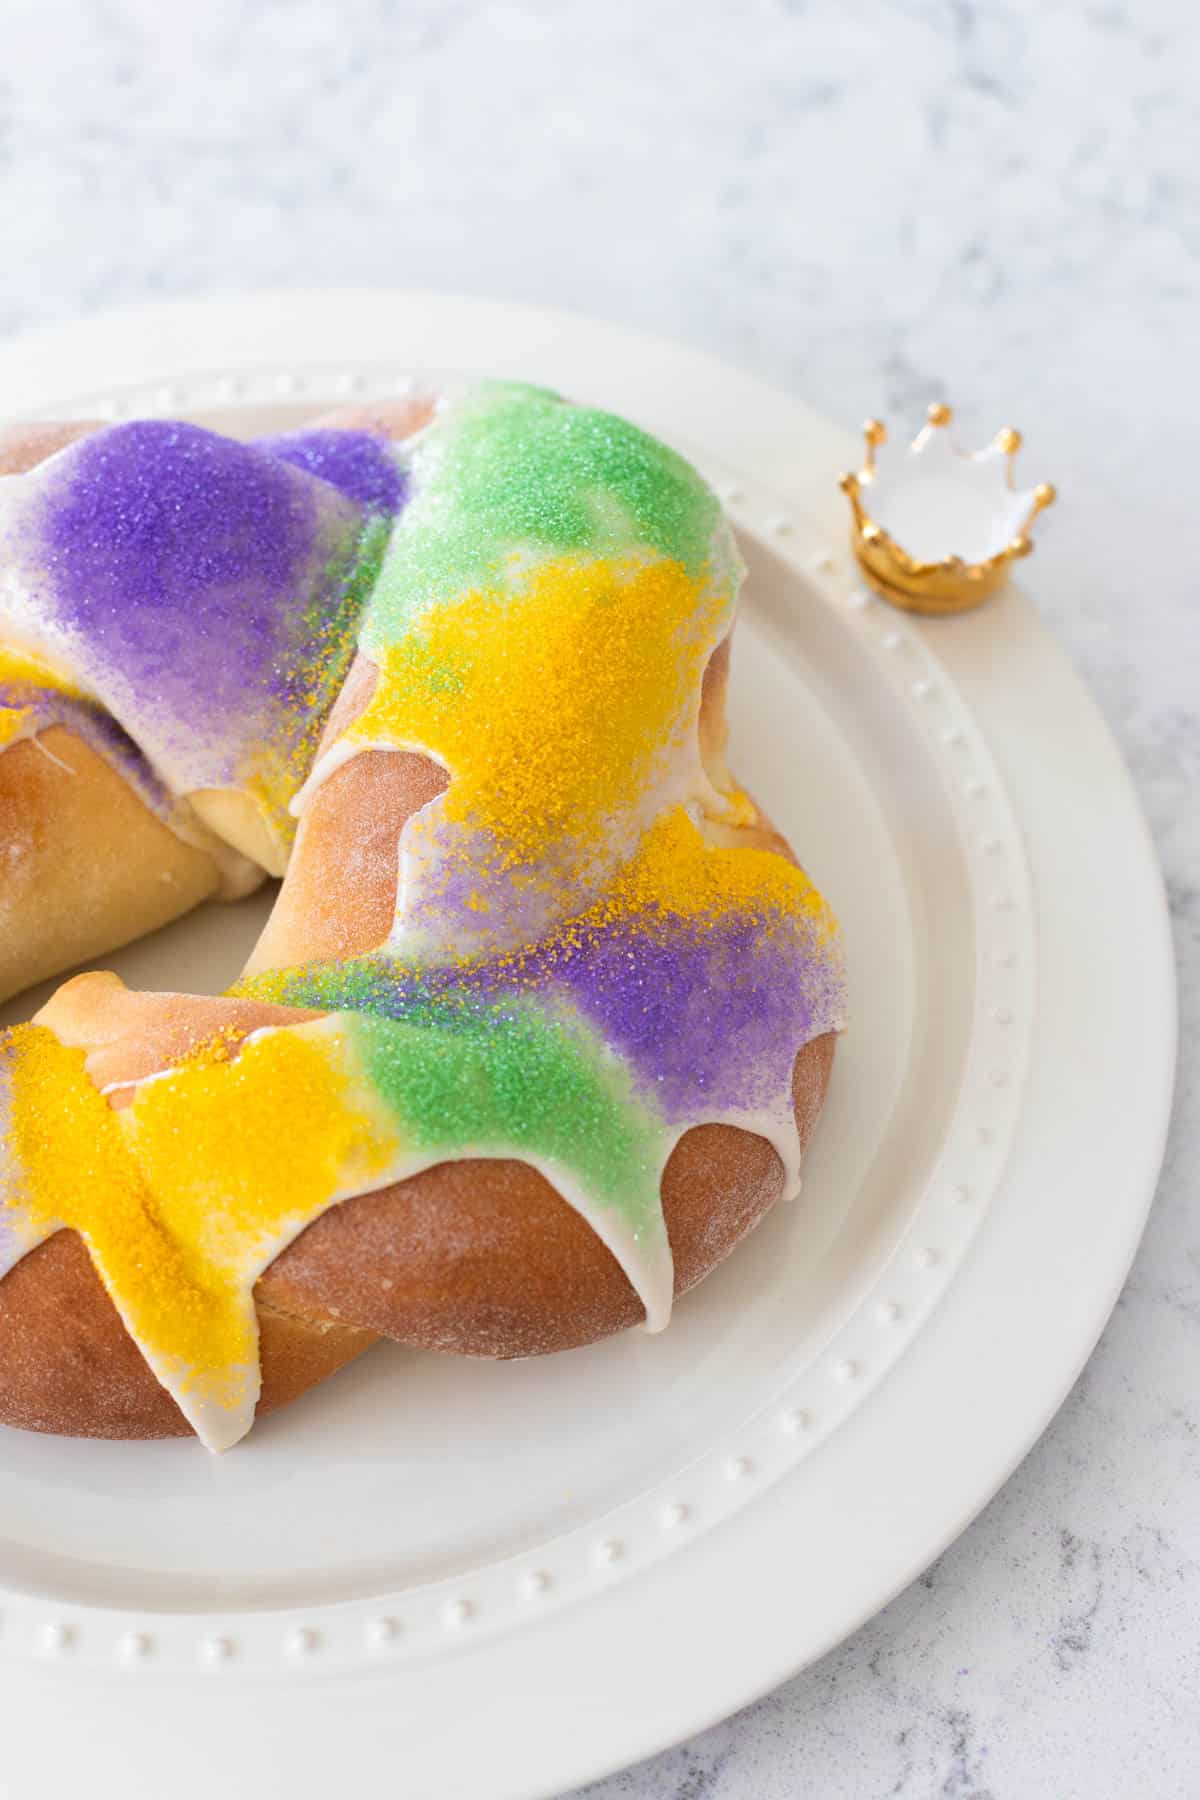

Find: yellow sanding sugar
172;1024;250;1069
348;553;727;861
3;1022;399;1406
0;704;32;748
0;648;84;753
128;1022;399;1276
587;806;836;934
0;647;81;696
3;1024;253;1391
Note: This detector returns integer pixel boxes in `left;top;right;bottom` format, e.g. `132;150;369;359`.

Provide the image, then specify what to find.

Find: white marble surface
2;1;1197;1794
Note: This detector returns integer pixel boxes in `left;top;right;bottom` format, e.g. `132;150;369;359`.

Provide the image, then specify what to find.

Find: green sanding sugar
361;382;737;648
346;996;666;1235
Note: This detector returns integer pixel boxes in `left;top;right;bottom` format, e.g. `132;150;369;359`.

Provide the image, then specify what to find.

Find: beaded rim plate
0;370;1031;1666
0;294;1175;1800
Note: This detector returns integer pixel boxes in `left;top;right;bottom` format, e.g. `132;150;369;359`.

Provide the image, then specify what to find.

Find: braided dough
0;384;845;1447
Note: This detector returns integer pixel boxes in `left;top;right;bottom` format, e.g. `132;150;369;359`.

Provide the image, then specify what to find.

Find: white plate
0;293;1175;1800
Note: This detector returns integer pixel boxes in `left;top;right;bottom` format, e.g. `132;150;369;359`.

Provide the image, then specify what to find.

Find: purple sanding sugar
253;429;407;516
35;421;368;780
523;913;826;1120
256;905;842;1126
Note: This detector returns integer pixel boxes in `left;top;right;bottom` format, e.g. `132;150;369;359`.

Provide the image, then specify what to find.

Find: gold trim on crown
840;403;1056;616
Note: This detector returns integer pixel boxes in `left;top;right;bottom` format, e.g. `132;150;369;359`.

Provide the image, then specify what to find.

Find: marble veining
0;0;1196;1794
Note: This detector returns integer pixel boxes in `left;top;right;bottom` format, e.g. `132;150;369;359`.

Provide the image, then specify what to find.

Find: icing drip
0;1005;670;1450
0;423;404;864
0;383;846;1448
302;384;744;952
242;807;843;1134
354;552;727;954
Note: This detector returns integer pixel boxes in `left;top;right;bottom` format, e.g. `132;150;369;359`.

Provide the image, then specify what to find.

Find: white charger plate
0;292;1175;1800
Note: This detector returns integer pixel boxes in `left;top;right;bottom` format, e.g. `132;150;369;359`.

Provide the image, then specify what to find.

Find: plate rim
0;372;1037;1667
0;290;1176;1800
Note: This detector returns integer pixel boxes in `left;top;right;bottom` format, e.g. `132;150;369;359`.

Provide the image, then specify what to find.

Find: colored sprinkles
0;383;845;1449
0;420;406;860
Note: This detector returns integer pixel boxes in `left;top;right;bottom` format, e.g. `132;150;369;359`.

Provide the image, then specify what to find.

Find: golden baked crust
0;1230;375;1439
0;406;842;1443
8;715;837;1439
260;1033;835;1357
0;420;103;476
0;1033;832;1437
0;727;223;1003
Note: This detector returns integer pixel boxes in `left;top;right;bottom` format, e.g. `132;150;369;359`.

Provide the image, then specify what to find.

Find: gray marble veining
1;1;1197;1794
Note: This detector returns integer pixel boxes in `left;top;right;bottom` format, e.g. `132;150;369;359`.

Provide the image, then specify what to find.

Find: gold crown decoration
839;403;1057;616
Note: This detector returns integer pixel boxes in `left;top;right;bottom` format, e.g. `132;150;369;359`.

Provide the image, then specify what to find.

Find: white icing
71;1014;678;1451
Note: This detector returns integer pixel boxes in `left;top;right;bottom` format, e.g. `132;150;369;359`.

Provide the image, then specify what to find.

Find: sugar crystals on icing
0;383;846;1448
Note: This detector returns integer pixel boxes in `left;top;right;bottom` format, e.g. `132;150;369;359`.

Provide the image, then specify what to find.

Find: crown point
839;401;1055;615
